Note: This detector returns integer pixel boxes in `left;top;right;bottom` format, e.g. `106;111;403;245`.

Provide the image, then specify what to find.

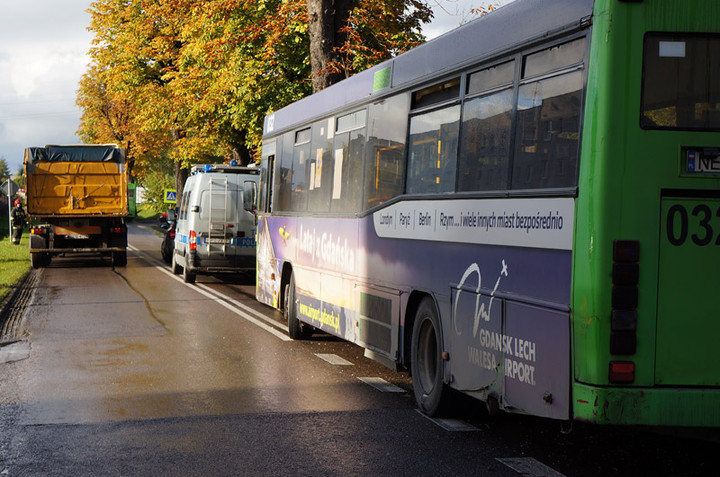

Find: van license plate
208;238;227;244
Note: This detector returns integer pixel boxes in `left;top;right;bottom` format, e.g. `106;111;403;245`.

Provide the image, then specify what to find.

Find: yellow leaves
79;0;433;172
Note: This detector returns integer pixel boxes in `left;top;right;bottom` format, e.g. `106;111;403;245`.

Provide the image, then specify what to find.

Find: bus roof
263;0;593;138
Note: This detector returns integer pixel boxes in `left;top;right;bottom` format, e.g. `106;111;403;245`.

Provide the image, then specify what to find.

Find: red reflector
609;361;635;384
189;230;197;251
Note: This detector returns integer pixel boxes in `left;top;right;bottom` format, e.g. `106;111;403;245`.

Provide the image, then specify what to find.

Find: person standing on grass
11;199;26;245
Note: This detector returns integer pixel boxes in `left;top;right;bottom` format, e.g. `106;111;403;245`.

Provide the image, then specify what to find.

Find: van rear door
198;179;239;259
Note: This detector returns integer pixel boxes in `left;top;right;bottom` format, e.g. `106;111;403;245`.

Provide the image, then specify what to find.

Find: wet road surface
0;223;718;476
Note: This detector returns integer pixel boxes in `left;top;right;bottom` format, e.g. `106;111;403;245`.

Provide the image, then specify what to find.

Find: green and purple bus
255;0;720;426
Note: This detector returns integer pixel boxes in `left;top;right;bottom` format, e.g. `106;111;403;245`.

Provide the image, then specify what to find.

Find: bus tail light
189;230;197;251
610;240;639;374
609;361;635;383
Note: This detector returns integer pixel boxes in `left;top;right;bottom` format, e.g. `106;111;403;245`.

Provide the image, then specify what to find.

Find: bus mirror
243;181;257;213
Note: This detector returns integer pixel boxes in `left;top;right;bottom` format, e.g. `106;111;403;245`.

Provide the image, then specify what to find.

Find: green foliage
136;151;175;214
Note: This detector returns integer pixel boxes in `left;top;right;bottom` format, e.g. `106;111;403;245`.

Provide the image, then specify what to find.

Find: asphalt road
0;223;717;476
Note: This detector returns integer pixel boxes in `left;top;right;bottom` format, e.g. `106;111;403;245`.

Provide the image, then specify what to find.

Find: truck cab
172;164;259;283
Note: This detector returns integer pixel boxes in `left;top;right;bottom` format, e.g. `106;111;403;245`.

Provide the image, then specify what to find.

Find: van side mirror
243;181;257;213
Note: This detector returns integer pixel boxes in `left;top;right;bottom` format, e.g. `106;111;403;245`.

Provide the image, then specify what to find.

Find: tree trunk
306;0;354;92
172;128;188;210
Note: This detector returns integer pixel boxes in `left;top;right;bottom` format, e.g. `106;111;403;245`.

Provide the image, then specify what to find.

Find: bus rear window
641;34;720;131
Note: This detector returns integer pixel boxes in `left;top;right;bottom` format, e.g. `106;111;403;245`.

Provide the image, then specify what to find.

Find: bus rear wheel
285;273;311;340
411;297;452;416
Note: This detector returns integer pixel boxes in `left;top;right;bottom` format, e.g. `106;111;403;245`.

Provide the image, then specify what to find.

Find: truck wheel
112;251;127;267
411;297;452;416
183;264;196;284
31;253;44;269
285;273;312;340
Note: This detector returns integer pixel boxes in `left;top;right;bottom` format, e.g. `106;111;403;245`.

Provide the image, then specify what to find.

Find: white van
172;164;259;283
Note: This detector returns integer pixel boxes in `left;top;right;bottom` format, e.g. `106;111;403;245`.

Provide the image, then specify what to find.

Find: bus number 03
666;204;720;247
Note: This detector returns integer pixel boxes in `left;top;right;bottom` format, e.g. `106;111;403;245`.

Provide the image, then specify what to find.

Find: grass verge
0;232;30;303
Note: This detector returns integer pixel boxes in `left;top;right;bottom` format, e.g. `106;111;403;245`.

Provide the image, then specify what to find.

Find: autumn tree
78;0;438;199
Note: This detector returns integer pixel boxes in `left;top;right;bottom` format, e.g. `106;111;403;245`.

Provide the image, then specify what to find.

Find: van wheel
285;273;311;340
411;297;452;416
172;255;182;275
183;264;196;284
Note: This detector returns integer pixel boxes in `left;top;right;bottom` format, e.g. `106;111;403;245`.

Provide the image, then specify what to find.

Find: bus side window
458;89;513;192
512;38;585;190
330;130;365;213
307;120;333;213
407;105;461;195
364;95;409;209
276;132;295;212
512;70;583;190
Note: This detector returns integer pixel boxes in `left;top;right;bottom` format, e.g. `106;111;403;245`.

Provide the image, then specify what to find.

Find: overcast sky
0;0;514;175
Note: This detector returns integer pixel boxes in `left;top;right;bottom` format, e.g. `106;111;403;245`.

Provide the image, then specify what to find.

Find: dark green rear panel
657;195;720;386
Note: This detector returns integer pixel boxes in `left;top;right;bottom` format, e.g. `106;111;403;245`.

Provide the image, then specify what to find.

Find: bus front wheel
285;273;311;340
411;297;451;416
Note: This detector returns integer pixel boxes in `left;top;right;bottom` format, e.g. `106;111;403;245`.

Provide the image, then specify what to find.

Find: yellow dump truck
24;145;129;268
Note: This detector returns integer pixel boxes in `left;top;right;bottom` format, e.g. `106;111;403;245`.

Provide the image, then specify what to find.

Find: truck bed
25;161;128;217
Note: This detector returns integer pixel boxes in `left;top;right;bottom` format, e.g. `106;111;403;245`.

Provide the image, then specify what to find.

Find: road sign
164;189;177;203
1;179;19;197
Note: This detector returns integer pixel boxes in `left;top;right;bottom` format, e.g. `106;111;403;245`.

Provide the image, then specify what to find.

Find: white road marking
358;377;405;393
315;353;354;365
496;457;566;477
415;410;479;431
127;245;291;341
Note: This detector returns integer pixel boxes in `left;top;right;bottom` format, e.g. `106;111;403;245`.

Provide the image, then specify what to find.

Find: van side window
179;191;191;220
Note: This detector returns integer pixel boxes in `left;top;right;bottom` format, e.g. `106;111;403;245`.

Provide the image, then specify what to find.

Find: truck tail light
189;230;197;251
111;226;126;234
31;227;46;235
